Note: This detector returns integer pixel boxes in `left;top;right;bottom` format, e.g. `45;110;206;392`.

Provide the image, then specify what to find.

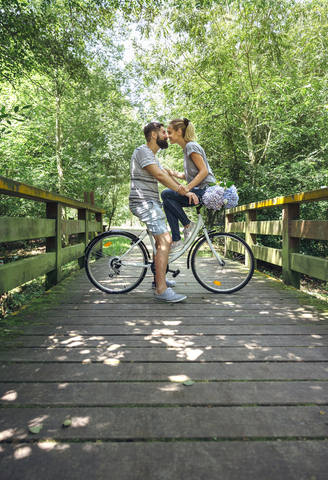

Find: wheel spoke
191;233;254;294
85;233;148;294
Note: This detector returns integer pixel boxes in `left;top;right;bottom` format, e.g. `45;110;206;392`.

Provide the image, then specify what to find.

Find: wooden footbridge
0;176;328;479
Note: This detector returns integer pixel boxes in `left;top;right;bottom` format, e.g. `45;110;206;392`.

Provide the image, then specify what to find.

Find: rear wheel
85;231;148;294
191;232;254;293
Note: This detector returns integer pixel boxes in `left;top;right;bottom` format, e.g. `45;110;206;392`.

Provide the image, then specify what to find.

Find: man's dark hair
143;122;164;142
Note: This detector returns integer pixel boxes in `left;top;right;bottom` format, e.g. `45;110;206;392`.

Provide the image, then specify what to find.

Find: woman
162;118;216;250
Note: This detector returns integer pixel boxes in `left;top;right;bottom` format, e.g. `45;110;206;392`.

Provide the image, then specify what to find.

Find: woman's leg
161;189;196;242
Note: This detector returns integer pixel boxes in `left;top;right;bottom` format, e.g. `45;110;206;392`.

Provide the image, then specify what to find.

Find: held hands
177;184;189;195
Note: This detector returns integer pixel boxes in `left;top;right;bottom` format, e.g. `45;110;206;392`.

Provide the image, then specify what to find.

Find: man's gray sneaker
154;287;187;303
152;279;176;289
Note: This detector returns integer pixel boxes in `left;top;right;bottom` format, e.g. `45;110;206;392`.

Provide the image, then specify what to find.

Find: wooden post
84;191;96;241
95;212;103;235
46;202;62;289
225;212;234;256
78;208;88;269
282;203;300;288
245;209;257;269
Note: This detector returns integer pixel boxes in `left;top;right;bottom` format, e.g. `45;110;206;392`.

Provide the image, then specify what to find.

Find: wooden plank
291;253;328;281
252;245;283;266
0;175;105;213
227;186;328;213
0;252;56;295
61;243;85;265
1;381;327;405
249;220;282;236
0;217;55;243
40;301;314;311
1;441;327;480
61;219;85;235
225;222;246;233
0;442;327;480
1;362;327;382
9;315;325;325
88;221;102;233
8;325;328;336
0;346;327;363
291;219;328;240
6;334;328;348
1;406;327;441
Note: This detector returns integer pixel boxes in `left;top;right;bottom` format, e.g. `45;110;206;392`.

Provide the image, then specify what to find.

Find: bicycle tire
191;232;254;294
85;231;148;294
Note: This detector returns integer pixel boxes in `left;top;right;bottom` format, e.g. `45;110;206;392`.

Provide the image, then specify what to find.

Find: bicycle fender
186;230;218;269
84;230;151;260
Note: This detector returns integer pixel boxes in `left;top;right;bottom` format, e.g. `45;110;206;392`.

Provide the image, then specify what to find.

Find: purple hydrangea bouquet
202;181;239;211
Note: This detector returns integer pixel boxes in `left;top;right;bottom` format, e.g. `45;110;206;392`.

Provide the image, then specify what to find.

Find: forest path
0;256;328;479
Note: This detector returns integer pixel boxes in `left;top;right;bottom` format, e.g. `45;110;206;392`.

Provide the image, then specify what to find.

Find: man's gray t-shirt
184;142;216;188
129;144;163;208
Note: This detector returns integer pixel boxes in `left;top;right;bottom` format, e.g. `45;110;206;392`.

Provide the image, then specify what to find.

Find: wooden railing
0;176;105;295
225;187;328;289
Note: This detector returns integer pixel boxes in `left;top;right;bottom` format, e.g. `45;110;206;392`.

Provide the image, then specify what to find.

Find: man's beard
156;136;168;150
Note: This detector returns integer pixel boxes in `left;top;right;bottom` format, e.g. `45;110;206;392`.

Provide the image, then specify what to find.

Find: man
129;121;198;303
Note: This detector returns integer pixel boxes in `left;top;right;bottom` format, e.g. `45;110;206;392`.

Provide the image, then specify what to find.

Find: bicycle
84;204;255;295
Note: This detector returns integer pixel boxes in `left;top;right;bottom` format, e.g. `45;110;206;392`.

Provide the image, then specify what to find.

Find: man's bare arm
145;164;182;191
145;164;199;205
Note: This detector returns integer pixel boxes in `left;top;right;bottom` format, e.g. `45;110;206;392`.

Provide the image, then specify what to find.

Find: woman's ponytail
169;118;196;142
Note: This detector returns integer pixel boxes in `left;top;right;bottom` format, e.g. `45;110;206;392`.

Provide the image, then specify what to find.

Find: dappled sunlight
175;348;204;361
158;383;182;392
149;329;178;336
14;446;32;459
0;428;17;441
107;344;123;350
103;359;120;365
29;415;49;427
38;443;70;451
55;355;68;361
157;337;195;348
169;375;190;382
162;321;182;326
1;390;17;401
98;349;127;361
72;416;90;428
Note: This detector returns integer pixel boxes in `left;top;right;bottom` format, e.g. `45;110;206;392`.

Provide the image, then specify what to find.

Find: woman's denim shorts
130;201;168;236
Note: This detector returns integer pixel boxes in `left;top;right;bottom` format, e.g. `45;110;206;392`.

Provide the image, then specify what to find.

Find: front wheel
85;231;148;294
191;232;254;294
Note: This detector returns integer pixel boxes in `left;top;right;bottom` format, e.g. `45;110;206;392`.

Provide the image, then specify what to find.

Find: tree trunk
55;91;64;195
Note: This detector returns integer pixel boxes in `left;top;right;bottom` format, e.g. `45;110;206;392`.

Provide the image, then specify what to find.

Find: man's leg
153;231;172;295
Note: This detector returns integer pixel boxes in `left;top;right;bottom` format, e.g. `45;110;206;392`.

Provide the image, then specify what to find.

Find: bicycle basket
202;206;225;230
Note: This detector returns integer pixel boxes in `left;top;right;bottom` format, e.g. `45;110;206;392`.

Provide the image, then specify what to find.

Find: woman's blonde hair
169;118;196;142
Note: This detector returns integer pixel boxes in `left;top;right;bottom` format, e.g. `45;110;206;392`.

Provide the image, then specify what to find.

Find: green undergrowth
255;262;328;305
0;265;83;339
0;260;80;320
255;270;328;314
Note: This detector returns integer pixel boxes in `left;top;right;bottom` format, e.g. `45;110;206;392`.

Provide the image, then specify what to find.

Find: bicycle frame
119;209;224;269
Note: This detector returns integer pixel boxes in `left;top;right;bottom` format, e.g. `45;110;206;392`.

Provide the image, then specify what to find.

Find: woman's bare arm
185;153;208;191
164;167;186;180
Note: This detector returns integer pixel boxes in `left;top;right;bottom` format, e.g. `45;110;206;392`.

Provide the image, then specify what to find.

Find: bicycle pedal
167;268;180;278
